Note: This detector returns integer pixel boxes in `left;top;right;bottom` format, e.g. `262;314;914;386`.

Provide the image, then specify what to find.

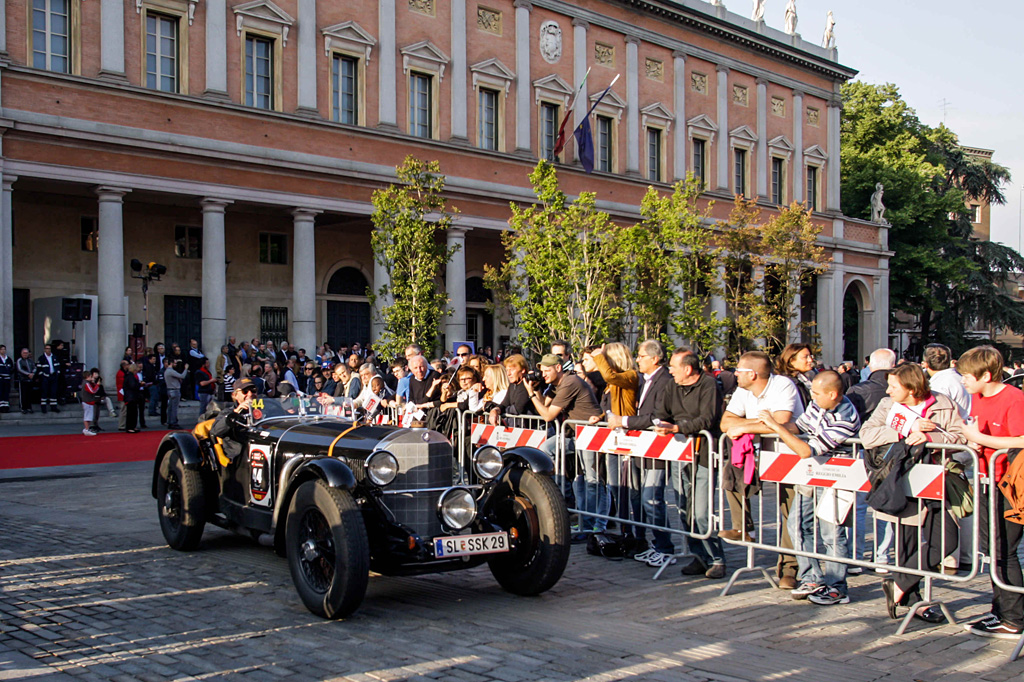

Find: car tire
156;446;207;551
487;468;570;596
286;479;370;619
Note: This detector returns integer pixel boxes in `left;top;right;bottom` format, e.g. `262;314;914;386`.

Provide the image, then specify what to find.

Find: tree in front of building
369;156;459;360
485;161;623;355
620;177;725;356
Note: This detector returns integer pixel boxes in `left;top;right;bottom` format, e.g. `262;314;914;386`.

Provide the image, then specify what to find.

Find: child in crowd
81;369;101;435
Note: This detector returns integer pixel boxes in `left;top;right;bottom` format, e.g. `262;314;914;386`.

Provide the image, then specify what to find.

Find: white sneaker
646;551;677;568
83;428;96;436
633;549;658;563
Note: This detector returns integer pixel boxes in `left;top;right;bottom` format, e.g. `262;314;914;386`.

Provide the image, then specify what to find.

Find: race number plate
434;532;509;558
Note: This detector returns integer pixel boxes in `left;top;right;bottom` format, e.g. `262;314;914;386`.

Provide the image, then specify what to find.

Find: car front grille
379;434;452;538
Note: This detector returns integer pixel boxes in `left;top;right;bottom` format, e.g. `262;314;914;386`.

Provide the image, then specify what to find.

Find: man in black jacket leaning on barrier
652;349;726;579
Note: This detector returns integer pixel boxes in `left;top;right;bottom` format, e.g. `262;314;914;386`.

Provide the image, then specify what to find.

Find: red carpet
0;430;173;469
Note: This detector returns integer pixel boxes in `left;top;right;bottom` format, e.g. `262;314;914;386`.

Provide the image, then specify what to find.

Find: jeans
541;434;574;505
671;461;724;565
788;491;848;593
571;449;609;533
148;383;166;418
607;454;643;538
639;468;674;554
198;392;213;417
167;389;181;426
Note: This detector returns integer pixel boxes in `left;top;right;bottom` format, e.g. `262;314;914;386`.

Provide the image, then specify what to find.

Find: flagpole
583;73;621;119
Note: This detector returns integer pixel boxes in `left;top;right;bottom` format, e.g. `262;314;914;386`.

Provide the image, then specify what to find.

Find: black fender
501;446;555;477
152;431;204;498
272;457;357;556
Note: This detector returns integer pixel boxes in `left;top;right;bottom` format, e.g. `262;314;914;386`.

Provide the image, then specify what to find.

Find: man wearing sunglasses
211;378;258;461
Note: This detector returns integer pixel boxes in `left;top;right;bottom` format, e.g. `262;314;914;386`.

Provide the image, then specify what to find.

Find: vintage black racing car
152;395;570;618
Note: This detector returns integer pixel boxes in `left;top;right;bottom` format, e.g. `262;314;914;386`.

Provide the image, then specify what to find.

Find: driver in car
211;377;257;460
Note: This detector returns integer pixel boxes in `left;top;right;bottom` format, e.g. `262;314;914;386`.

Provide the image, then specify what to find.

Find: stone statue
822;10;835;48
784;0;797;34
539;21;562;64
870;183;887;224
710;0;724;6
751;0;765;22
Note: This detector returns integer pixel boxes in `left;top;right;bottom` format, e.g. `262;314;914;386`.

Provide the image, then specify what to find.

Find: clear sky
744;0;1024;250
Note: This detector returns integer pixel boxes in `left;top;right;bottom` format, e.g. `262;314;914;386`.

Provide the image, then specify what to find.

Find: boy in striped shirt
760;370;862;605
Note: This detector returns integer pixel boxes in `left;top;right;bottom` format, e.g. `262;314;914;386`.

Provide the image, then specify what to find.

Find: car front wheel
285;479;370;619
487;468;570;596
156;446;207;551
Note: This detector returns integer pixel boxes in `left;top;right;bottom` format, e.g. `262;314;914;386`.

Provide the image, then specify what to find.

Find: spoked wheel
156;447;206;550
286;480;369;619
487;468;570;596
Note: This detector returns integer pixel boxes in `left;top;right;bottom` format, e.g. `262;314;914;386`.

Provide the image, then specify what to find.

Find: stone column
378;0;398;129
200;198;231;353
99;0;126;79
296;0;318;114
875;262;890;350
753;265;766;349
292;208;320;354
450;0;468;143
572;19;588;144
444;227;468;346
815;268;836;367
514;0;532;154
371;237;391;343
0;176;15;349
788;282;802;343
826;99;842;211
715;65;729;190
96;187;130;384
711;265;728;359
625;36;640;175
756;78;768;197
792;90;804;203
205;0;228;97
0;0;7;54
672;51;686;181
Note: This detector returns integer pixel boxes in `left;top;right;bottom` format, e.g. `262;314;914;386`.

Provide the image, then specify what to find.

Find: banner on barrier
758;443;945;500
573;425;694;462
471;423;547;449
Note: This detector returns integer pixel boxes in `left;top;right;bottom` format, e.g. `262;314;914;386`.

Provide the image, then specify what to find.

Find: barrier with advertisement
718;434;980;636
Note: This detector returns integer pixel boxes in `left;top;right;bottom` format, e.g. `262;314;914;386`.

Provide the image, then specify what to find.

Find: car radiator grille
381;438;452;539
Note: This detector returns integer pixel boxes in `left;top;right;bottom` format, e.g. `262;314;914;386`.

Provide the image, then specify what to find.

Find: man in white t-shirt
719;350;803;590
923;343;970;420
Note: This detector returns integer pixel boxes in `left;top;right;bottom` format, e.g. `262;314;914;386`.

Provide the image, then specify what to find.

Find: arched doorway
466;276;494;353
325;267;372;348
841;279;873;363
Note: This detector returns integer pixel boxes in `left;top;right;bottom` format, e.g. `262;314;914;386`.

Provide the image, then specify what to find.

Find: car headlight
365;450;398;486
472;446;504;481
437;487;477;530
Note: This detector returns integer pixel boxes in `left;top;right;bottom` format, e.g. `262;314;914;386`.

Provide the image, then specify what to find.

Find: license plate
434;532;509;558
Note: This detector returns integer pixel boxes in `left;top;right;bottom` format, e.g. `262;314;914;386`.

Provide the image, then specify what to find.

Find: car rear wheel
157;447;207;550
286;479;370;619
487;468;570;596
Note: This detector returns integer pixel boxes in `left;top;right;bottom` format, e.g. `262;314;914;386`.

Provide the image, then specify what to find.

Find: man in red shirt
960;345;1024;639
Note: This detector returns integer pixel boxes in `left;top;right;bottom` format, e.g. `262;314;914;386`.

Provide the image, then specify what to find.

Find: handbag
944;460;974;519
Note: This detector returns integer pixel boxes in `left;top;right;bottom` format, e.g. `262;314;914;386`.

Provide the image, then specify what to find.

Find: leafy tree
718;196;771;356
485;161;623;355
840;81;1021;353
622;177;724;354
369;156;458;360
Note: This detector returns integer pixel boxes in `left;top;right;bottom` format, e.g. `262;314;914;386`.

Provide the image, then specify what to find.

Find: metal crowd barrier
717;433;980;635
987;450;1024;662
456;410;550;486
556;419;720;579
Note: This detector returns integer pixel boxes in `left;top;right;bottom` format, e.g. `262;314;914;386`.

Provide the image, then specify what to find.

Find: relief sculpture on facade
539;21;562;64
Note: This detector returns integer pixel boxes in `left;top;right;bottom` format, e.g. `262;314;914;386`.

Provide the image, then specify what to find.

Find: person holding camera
488;354;537;426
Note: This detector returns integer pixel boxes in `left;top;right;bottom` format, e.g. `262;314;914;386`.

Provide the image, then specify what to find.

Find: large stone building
0;0;888;382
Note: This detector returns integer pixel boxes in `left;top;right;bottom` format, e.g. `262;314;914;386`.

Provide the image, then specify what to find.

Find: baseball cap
539;353;561;367
234;378;257;394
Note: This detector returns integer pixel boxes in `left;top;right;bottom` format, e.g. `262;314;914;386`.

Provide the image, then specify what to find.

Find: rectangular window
409;72;433;138
259;233;287;264
174;225;202;259
145;12;178;92
734;148;747;197
245;35;274;109
331;54;358;124
806;166;819;211
80;216;97;252
970;204;981;223
478;87;498;150
596;115;613;173
692;138;706;187
32;0;70;73
260;307;289;348
771;158;785;205
540;102;559;161
646;128;662;182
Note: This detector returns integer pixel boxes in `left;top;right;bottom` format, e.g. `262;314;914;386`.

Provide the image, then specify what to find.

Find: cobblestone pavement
2;462;1023;682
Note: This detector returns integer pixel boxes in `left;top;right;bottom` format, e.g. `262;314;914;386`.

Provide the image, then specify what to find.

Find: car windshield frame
247;395;331;425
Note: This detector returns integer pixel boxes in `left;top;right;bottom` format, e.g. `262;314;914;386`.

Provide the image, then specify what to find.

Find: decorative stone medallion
477;7;501;34
645;58;663;81
691;72;707;94
539;20;562;63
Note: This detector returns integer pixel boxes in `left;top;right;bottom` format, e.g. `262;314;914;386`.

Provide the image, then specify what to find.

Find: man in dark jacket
846;348;895;422
654;348;725;578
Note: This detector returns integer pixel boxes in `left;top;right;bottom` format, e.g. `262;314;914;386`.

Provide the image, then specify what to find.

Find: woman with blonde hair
482;364;509;406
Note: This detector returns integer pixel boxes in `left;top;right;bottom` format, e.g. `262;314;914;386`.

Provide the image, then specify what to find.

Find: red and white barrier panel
573;426;694;462
471;423;547;449
758;446;944;500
